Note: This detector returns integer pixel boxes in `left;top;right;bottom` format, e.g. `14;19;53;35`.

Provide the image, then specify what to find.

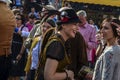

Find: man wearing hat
0;0;16;80
24;5;59;50
35;7;81;80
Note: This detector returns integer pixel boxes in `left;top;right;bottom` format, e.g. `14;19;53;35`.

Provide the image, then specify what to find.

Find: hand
18;30;22;35
16;54;22;60
65;70;74;80
85;71;93;80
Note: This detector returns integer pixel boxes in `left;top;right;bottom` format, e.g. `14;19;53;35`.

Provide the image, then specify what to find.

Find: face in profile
62;23;79;38
31;7;35;12
15;15;22;26
101;22;114;40
42;22;52;34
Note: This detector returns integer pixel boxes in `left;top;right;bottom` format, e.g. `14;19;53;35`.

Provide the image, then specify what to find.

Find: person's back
0;1;16;56
0;1;16;80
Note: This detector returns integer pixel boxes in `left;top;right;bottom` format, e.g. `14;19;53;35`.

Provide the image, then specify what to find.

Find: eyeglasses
16;17;21;20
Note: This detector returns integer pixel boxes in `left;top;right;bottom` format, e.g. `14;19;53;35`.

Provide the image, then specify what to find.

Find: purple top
79;23;97;61
26;22;34;32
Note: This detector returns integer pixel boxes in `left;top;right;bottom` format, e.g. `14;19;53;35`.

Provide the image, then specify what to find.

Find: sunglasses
16;17;21;20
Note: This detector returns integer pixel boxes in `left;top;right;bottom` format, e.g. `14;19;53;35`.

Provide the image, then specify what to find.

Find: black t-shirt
46;34;65;61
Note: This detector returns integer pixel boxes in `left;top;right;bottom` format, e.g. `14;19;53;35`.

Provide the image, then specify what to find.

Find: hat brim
57;17;81;25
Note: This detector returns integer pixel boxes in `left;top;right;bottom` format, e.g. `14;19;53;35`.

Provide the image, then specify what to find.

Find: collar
80;22;88;28
84;23;88;28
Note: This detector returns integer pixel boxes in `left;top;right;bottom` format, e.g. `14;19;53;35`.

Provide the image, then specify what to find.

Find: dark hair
28;14;36;19
12;9;20;15
16;13;25;24
46;19;56;27
111;19;120;37
101;18;120;38
65;32;88;75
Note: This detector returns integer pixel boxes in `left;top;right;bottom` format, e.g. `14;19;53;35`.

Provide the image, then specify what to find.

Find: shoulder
46;40;65;61
113;45;120;55
104;45;120;58
49;40;63;47
46;34;65;49
22;25;29;31
48;36;64;49
85;23;95;30
111;45;120;63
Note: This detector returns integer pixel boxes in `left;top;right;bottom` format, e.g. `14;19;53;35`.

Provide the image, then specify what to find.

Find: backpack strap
20;25;25;31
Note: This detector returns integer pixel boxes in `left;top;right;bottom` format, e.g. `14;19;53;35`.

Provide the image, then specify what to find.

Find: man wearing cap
77;10;97;68
0;0;16;80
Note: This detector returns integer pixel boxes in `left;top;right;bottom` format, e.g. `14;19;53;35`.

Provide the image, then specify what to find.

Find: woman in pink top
26;14;36;32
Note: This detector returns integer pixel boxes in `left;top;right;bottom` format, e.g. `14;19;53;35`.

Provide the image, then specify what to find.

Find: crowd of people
0;0;120;80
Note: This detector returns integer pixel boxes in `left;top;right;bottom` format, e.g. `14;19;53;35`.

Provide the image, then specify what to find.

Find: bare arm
44;58;74;80
16;38;26;60
44;58;67;80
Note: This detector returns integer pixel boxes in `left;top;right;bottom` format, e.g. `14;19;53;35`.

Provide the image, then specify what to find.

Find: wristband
65;70;69;80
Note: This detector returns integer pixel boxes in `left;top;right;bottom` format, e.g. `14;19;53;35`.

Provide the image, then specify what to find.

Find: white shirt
21;31;29;38
31;37;42;70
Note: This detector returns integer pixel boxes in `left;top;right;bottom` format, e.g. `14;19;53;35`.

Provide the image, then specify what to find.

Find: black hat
46;19;56;27
57;7;81;25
